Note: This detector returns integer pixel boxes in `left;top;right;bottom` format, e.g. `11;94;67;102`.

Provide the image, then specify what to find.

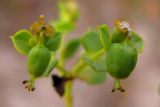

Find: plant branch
64;81;73;107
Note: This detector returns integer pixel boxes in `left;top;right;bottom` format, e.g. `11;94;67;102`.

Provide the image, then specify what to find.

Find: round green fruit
106;43;137;79
28;44;51;78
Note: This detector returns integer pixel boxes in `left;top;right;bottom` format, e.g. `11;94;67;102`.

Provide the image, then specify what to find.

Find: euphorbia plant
11;0;144;107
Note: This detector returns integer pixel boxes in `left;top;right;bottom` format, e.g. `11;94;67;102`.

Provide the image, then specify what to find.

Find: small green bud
111;19;131;43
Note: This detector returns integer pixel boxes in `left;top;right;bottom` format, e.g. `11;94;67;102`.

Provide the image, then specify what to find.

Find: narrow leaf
82;55;107;72
98;25;110;50
42;55;58;77
76;67;107;85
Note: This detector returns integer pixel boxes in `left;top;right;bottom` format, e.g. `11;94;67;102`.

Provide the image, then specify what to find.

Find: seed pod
28;44;51;78
106;43;137;79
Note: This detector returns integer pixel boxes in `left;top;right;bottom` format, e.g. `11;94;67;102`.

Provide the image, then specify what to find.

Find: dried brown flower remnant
114;19;131;34
30;15;54;37
22;80;35;92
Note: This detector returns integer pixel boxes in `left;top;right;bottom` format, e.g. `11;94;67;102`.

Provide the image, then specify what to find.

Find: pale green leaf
98;25;110;50
81;30;102;54
52;21;75;33
42;55;58;77
11;30;36;54
129;31;144;53
46;32;62;51
76;66;107;85
62;39;80;59
82;55;107;72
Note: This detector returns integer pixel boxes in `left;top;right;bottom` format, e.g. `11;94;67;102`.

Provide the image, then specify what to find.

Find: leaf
58;1;79;23
82;55;107;72
76;66;107;85
129;31;144;53
98;25;111;50
42;55;58;77
81;30;102;54
11;30;36;54
62;39;80;59
52;21;75;33
46;32;62;51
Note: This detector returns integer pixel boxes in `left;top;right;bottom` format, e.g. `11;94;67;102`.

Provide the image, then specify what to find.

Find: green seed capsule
28;44;51;78
106;43;137;79
23;44;51;91
106;43;137;92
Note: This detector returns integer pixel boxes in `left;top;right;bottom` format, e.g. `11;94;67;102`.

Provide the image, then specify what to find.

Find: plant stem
72;49;106;74
64;81;73;107
56;64;72;78
114;79;121;89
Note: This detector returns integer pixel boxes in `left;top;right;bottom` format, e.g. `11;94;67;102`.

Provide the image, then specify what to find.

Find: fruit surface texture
106;43;137;79
28;44;51;77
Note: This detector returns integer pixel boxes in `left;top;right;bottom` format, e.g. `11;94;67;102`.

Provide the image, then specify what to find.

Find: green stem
58;35;65;66
56;64;71;77
112;79;125;92
72;49;106;74
113;79;121;89
64;81;73;107
39;31;45;44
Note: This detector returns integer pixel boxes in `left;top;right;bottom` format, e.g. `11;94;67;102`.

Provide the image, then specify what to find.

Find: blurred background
0;0;160;107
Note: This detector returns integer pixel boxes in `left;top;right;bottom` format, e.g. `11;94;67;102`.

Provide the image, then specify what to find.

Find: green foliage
82;55;107;72
58;0;79;22
11;30;36;54
129;31;144;53
98;25;111;50
81;30;102;54
62;39;80;59
46;32;62;51
11;1;144;105
53;21;75;33
52;0;79;33
42;55;58;77
76;66;107;85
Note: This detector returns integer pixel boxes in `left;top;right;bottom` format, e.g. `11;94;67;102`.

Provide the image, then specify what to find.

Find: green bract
98;25;110;50
46;32;62;51
76;66;107;85
106;43;137;79
62;39;80;60
82;55;107;72
81;30;102;54
28;44;51;78
52;0;79;33
129;31;144;53
11;30;36;54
